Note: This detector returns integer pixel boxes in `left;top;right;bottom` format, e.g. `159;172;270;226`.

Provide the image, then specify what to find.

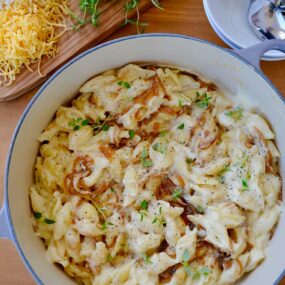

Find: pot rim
4;33;285;285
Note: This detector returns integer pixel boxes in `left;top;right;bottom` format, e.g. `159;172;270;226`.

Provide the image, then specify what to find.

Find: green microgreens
68;118;90;131
152;142;167;154
44;218;55;224
129;130;135;139
117;80;131;89
143;254;153;264
172;188;183;200
178;99;184;108
225;107;244;121
34;212;42;220
101;221;114;231
195;92;212;108
241;179;249;192
141;147;153;168
177;123;185;130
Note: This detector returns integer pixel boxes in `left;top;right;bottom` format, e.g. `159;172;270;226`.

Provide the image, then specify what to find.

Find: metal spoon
248;0;285;40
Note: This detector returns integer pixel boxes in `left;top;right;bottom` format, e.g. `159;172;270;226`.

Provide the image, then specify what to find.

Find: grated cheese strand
0;0;69;86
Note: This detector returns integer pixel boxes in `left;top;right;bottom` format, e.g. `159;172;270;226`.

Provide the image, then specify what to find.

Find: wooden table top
0;0;284;284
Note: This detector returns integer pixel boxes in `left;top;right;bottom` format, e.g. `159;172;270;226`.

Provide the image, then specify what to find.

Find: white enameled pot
0;34;285;285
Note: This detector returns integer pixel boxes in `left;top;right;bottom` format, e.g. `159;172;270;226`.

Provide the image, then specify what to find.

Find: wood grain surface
0;0;284;284
0;0;152;101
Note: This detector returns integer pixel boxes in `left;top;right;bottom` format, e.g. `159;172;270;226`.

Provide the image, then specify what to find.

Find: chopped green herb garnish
102;124;110;131
117;81;131;89
196;205;205;213
142;159;153;168
159;130;169;137
34;212;42;220
195;92;212;108
225;107;244;121
186;158;193;164
172;188;183;200
143;254;153;264
141;147;153;167
152;217;158;224
152;142;167;154
140;200;148;210
182;249;191;262
69;117;89;131
178;99;184;108
177;123;185;130
81;119;89;126
141;147;148;159
110;187;116;193
241;179;249;192
140;210;147;221
101;221;114;231
159;207;162;215
129;130;135;139
44;218;55;224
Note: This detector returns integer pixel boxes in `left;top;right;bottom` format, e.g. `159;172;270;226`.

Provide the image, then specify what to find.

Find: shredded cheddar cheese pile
0;0;68;86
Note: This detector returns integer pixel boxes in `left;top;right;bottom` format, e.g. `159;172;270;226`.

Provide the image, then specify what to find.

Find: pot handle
233;39;285;70
0;204;13;240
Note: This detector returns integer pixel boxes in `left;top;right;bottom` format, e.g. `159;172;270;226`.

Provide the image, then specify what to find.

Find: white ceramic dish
0;34;285;285
203;0;285;61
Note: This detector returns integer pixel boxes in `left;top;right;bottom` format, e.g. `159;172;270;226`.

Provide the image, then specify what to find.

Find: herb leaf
102;124;110;131
225;107;244;121
195;92;212;108
143;254;153;264
117;80;131;89
172;188;183;200
34;212;42;220
241;179;249;192
140;200;148;210
177;123;185;130
152;142;167;154
44;218;55;224
101;221;114;231
129;130;135;139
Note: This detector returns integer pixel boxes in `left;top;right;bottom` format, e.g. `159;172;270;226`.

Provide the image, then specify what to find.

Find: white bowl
203;0;285;61
1;34;285;285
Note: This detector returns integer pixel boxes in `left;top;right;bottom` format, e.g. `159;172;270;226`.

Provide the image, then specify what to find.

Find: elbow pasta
30;64;281;285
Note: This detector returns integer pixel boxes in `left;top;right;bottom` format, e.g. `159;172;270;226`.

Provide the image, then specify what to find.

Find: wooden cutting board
0;0;153;101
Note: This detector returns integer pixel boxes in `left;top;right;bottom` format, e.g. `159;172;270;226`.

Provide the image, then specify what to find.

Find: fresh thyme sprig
70;0;163;33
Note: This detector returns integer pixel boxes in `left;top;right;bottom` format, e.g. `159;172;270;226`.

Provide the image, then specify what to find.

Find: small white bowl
203;0;285;61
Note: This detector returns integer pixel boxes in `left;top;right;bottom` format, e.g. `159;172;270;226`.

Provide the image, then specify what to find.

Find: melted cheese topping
30;64;281;285
0;0;68;85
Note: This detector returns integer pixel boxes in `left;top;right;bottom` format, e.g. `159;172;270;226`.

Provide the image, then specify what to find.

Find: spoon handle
234;39;285;69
